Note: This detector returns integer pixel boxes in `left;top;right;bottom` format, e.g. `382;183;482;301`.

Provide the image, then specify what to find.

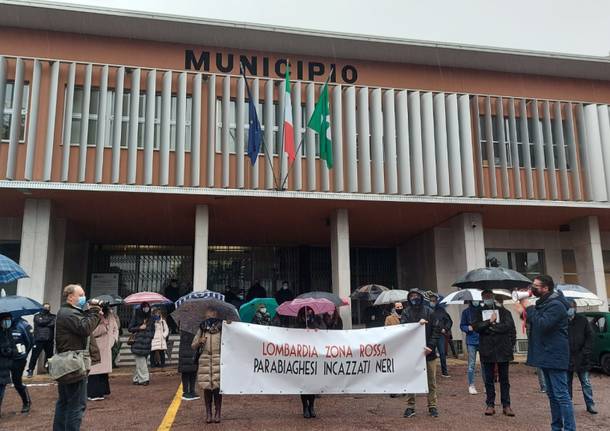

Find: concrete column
16;200;65;309
570;216;608;310
193;205;209;292
331;209;351;329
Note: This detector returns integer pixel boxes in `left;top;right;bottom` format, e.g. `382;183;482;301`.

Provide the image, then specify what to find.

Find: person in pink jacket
87;306;120;401
150;308;170;368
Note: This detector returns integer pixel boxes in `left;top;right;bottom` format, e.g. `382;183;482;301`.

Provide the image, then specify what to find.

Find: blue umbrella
0;254;28;285
0;293;43;318
175;290;225;308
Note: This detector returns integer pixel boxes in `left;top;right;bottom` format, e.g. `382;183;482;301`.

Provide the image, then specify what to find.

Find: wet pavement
0;361;608;430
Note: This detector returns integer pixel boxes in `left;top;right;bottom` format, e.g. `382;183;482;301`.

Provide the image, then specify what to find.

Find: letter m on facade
185;50;210;71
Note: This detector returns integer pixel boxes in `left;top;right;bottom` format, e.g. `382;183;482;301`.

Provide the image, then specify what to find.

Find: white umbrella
441;288;511;305
516;284;603;307
373;289;410;306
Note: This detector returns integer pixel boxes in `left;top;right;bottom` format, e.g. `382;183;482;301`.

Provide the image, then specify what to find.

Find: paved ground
1;361;608;430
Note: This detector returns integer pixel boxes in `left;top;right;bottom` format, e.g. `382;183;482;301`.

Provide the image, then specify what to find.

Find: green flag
307;81;332;169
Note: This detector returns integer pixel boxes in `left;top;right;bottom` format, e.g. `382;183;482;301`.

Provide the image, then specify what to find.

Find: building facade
1;3;610;342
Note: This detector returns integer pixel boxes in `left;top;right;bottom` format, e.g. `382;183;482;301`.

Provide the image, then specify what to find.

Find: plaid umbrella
171;298;240;334
0;254;28;285
175;290;225;308
124;291;172;305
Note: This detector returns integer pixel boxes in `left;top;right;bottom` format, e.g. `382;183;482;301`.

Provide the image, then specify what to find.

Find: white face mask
260;308;267;314
282;285;288;290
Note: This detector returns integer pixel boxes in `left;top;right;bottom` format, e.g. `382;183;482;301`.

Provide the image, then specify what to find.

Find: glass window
485;249;545;280
1;82;29;142
67;86;192;152
561;249;578;284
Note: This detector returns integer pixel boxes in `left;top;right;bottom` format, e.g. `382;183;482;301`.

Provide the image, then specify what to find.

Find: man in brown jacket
52;284;102;431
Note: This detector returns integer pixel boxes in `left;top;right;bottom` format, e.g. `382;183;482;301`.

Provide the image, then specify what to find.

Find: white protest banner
220;322;428;395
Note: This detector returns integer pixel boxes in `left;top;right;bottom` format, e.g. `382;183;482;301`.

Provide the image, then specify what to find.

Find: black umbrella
452;267;531;290
171;298;240;335
296;291;348;307
93;294;124;307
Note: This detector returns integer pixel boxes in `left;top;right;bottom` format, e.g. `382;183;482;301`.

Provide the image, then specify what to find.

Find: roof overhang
1;1;610;81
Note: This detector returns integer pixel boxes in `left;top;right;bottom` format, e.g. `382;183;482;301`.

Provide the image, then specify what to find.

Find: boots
308;397;316;418
17;386;31;414
213;390;222;423
203;390;213;423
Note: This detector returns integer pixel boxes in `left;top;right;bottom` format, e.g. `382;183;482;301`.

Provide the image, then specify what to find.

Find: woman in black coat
295;307;321;419
178;330;199;400
0;314;17;417
128;303;154;385
472;291;516;417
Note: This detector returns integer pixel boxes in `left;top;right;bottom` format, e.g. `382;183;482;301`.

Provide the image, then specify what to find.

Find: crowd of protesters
0;274;602;431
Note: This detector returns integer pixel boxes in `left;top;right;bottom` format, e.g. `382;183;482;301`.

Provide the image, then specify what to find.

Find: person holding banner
191;310;224;423
472;289;516;417
400;289;441;418
295;306;321;419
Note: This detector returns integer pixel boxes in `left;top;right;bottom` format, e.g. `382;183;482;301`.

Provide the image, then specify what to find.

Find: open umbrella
171;298;239;334
0;291;43;318
453;267;531;290
124;291;171;305
373;289;410;306
239;298;278;323
297;291;348;307
350;284;389;301
93;294;123;306
276;297;335;317
175;290;225;308
0;254;28;284
556;284;603;307
441;288;512;305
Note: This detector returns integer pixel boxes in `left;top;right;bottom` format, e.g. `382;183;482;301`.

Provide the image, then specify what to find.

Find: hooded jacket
400;290;441;361
525;290;571;370
568;313;593;373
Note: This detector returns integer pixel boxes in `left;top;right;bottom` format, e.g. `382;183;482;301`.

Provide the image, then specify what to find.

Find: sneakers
468;385;478;395
403;408;416;418
87;397;105;401
586;405;598;415
181;393;201;401
429;407;439;417
441;373;451;378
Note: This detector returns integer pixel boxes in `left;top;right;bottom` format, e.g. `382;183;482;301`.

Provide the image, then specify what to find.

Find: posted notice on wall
220;322;428;395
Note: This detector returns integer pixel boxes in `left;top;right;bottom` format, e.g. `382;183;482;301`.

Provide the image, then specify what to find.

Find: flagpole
279;67;334;191
239;61;281;190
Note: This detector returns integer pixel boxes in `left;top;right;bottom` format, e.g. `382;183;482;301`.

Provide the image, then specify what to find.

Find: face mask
203;317;221;329
430;302;438;308
531;286;543;297
471;301;480;307
395;308;403;315
282;285;288;290
142;307;150;313
153;315;160;321
567;308;576;318
43;307;50;313
260;308;267;314
77;296;87;309
1;320;11;329
483;299;494;307
409;298;422;306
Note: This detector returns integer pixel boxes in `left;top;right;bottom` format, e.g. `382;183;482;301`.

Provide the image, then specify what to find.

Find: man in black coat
401;289;442;418
245;281;267;302
274;281;295;305
26;303;56;377
472;289;516;417
567;300;597;414
429;293;453;377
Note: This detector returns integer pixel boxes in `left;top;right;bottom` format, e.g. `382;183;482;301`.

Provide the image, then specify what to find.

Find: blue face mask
77;296;87;309
567;308;576;318
1;319;11;329
471;301;480;307
483;299;495;307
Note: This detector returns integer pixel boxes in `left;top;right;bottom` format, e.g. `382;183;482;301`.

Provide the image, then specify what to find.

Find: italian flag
282;62;295;162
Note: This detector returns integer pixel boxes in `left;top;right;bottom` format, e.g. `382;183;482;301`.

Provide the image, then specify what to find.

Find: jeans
0;359;30;407
436;334;448;375
407;358;437;409
27;340;54;372
542;368;576;431
482;362;510;407
133;355;149;383
53;378;88;431
567;370;595;409
466;344;484;386
537;368;547;391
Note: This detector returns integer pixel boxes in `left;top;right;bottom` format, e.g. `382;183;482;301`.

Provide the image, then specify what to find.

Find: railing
1;54;608;202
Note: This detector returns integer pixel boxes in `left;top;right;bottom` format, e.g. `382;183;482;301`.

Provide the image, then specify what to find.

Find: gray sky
38;0;610;57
